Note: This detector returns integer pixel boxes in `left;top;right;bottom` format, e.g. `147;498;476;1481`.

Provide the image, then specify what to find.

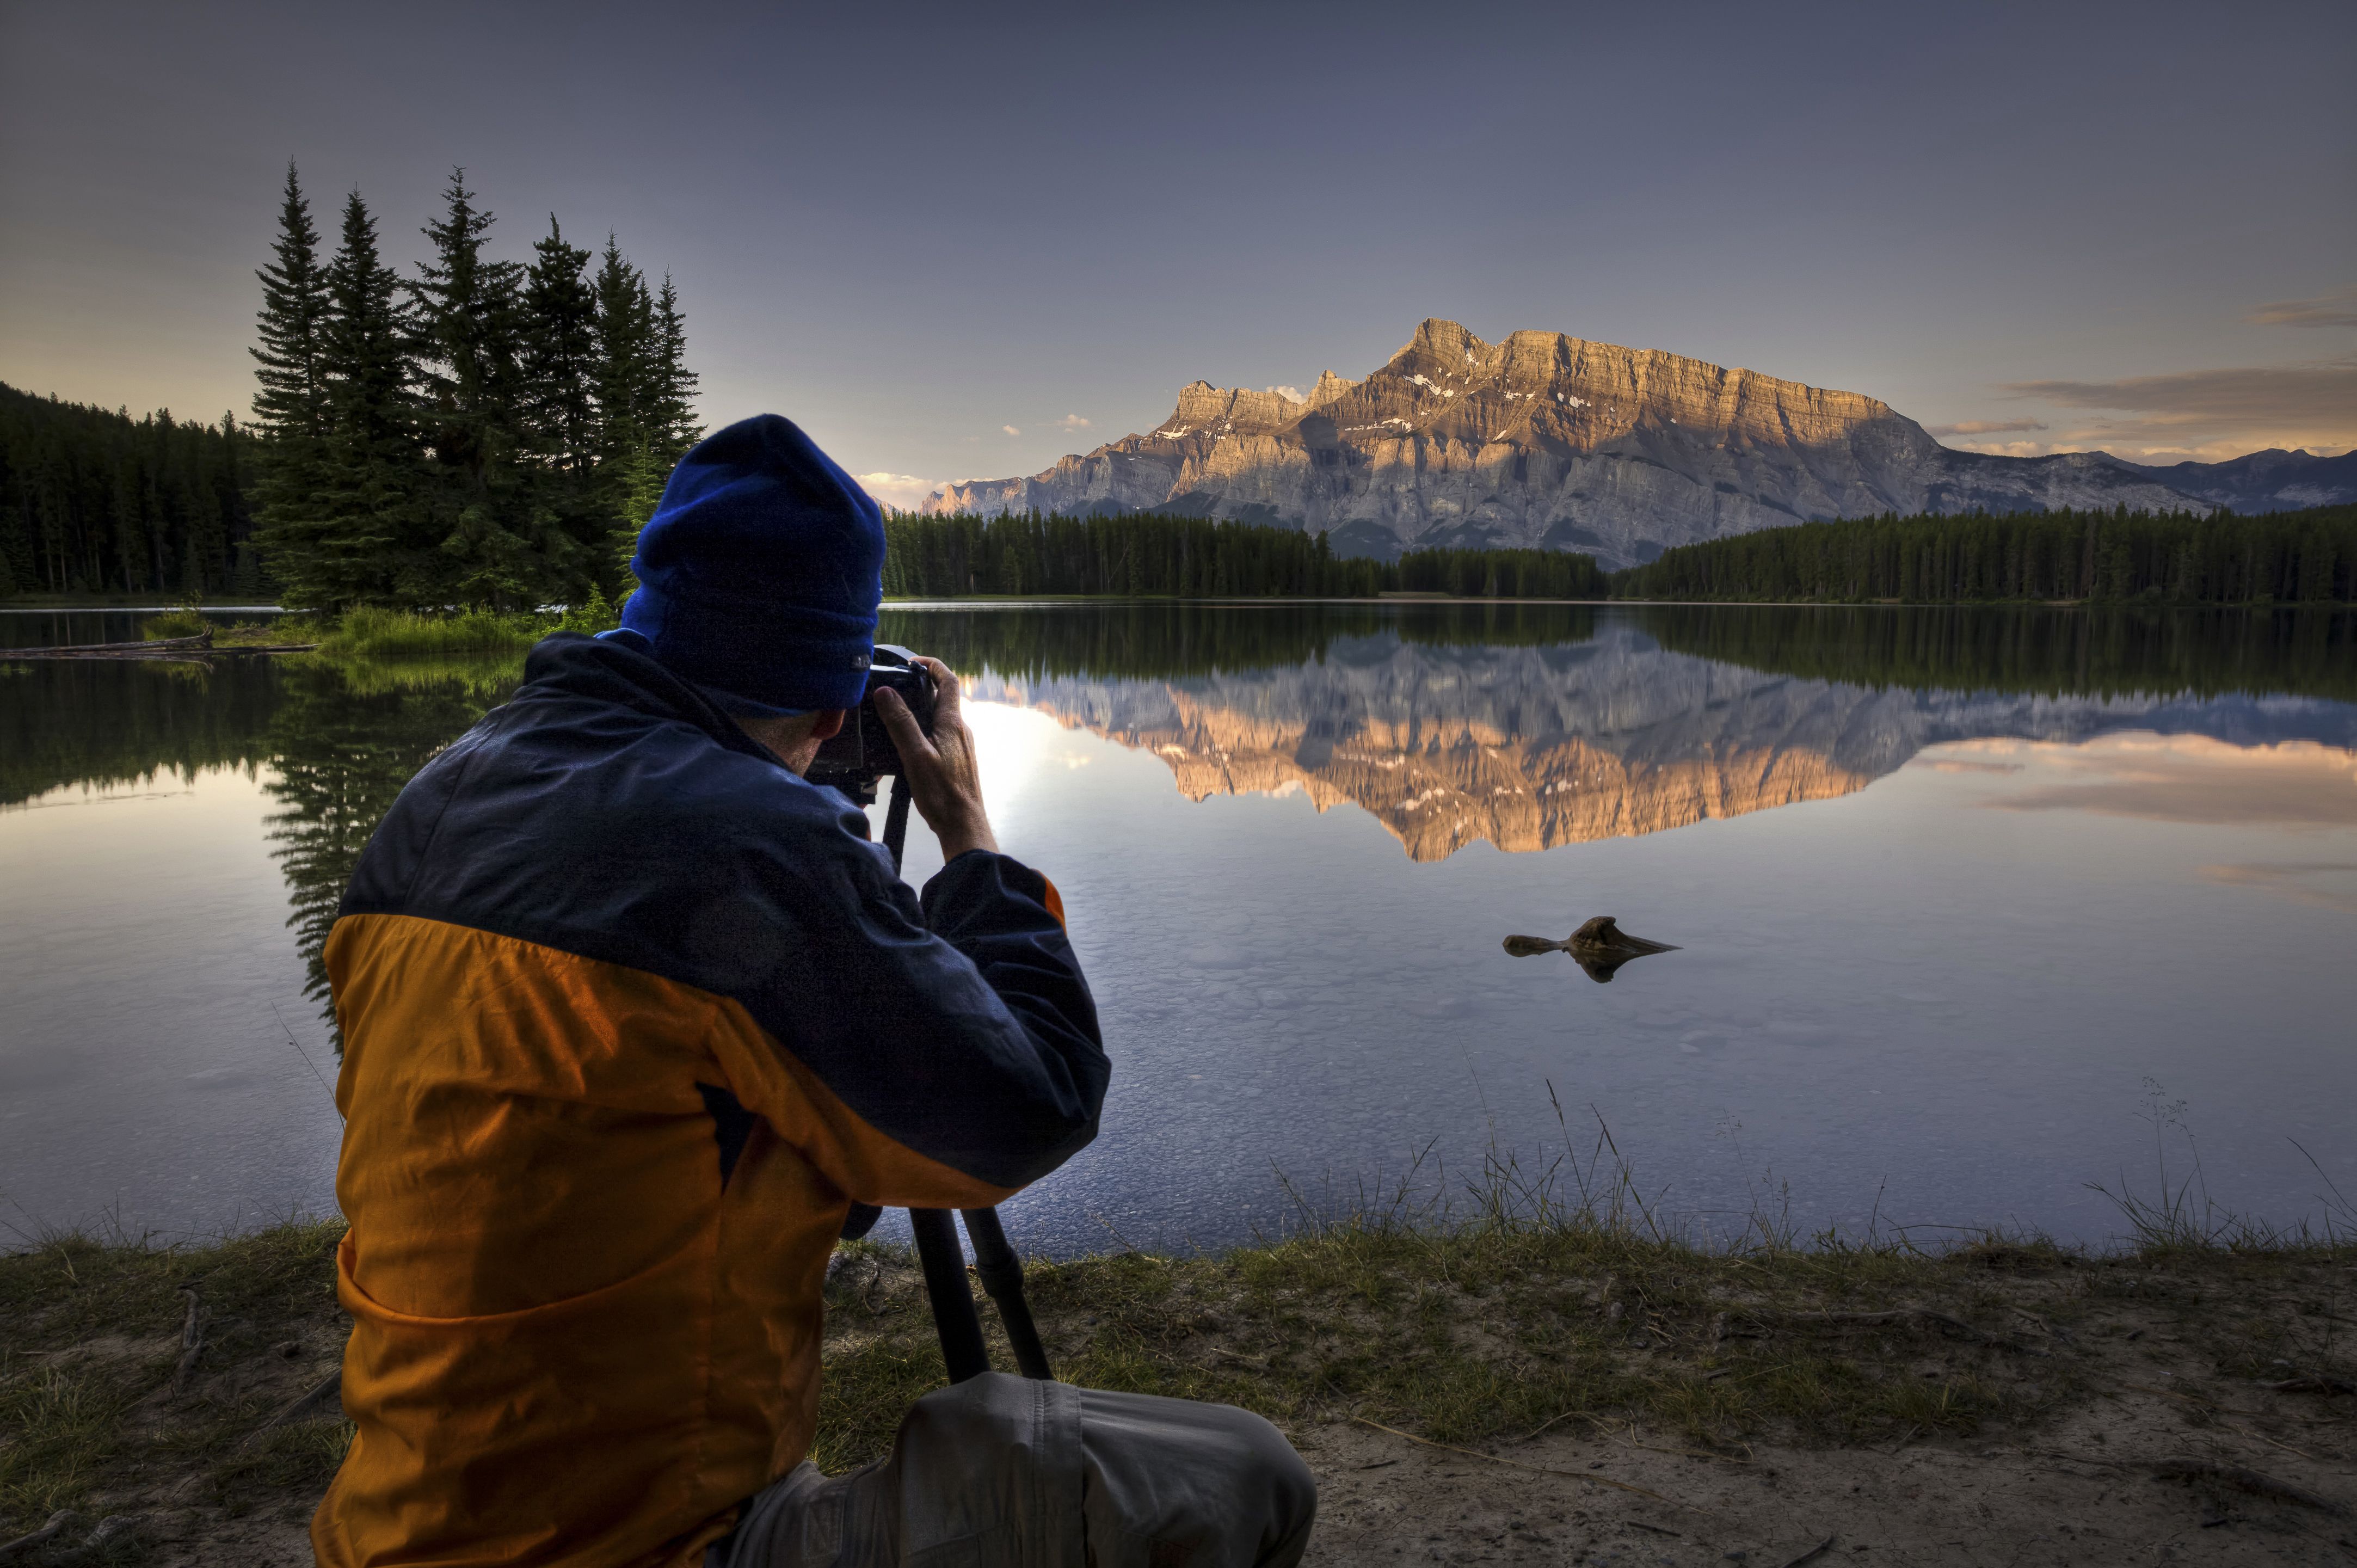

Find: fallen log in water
4;632;318;659
6;632;213;656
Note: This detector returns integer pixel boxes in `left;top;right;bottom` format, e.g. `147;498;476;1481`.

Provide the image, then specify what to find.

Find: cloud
1942;439;2057;458
1001;425;1021;436
853;472;944;512
2002;362;2357;421
2198;862;2357;914
1908;758;2024;774
1987;359;2357;461
1927;418;2048;438
1054;414;1091;431
1267;385;1306;402
2248;287;2357;329
1982;736;2357;829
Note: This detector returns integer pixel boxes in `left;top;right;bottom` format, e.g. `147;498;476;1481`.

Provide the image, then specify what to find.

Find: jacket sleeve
702;797;1109;1209
920;848;1101;1094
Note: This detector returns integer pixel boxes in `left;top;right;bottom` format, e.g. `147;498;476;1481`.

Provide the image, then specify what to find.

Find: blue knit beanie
618;415;884;713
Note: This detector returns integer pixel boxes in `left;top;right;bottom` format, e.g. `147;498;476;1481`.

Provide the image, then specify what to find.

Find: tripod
875;773;1054;1384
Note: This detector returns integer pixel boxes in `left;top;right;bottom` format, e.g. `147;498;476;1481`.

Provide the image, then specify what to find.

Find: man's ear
813;709;848;740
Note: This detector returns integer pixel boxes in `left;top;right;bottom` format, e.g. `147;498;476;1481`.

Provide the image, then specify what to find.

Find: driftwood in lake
8;632;212;656
5;631;317;659
1503;915;1679;983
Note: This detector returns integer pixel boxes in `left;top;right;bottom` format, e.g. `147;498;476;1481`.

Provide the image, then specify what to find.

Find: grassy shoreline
5;1212;2350;1558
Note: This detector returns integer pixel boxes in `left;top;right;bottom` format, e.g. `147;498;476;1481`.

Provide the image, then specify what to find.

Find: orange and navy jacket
310;631;1107;1568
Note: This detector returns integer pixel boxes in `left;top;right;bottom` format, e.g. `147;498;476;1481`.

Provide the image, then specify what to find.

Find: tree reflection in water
0;655;280;808
262;657;520;1043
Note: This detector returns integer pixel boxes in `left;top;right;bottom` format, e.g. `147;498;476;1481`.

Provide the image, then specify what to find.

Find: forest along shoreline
3;1215;2352;1565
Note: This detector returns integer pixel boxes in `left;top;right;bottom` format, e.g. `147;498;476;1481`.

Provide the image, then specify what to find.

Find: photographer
311;416;1314;1567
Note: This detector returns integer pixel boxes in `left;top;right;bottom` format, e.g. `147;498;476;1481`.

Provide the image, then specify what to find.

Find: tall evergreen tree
591;236;663;573
251;165;332;445
411;170;558;607
520;216;598;478
515;215;610;598
411;171;524;481
248;164;332;592
591;234;651;434
311;190;421;606
220;410;264;592
648;272;700;459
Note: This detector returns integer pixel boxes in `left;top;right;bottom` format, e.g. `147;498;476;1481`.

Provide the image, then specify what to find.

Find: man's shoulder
477;691;872;863
349;675;885;940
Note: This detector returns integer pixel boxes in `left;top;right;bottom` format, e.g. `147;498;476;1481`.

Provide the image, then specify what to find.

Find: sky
2;1;2351;510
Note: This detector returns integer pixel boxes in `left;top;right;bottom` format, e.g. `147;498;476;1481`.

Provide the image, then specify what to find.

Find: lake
3;603;2353;1255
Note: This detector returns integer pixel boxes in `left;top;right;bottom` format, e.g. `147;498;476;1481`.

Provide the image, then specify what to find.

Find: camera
806;644;936;801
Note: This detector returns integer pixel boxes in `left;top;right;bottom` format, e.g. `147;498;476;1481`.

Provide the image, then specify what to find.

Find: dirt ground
56;1398;2357;1567
1301;1412;2355;1566
6;1225;2353;1565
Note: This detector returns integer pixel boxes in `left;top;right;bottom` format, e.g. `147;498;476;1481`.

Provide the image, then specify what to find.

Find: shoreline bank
5;1218;2349;1564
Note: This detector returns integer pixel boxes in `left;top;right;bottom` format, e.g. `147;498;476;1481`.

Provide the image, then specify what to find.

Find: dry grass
0;1221;350;1555
810;1116;2352;1475
5;1198;2351;1556
815;1224;2081;1472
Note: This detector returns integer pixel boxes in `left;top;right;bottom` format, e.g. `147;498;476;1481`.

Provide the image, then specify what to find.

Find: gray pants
707;1374;1316;1567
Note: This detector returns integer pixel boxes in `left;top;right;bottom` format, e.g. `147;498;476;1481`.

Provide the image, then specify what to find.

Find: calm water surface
3;604;2352;1252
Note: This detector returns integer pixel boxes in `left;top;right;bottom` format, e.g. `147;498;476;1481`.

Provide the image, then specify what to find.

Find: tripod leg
881;773;913;875
961;1208;1055;1381
909;1208;989;1383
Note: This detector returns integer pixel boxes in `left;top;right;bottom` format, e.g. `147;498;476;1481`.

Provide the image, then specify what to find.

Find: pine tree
412;170;555;607
592;233;651;440
412;171;524;480
520;216;598;478
248;164;332;594
592;236;664;576
516;215;611;599
220;410;265;593
647;271;700;460
312;189;420;606
251;166;332;444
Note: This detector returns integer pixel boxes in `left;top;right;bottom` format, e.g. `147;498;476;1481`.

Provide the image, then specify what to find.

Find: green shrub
140;608;211;640
316;607;545;659
550;585;619;636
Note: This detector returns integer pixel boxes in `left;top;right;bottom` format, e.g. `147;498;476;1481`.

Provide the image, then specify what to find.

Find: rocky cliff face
926;319;2216;569
965;624;2357;861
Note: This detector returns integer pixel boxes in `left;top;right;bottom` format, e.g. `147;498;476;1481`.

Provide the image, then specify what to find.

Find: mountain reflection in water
916;607;2357;861
5;604;2351;1006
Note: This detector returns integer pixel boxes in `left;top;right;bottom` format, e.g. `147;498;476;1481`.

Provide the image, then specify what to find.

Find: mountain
924;319;2217;569
965;623;2357;862
2105;448;2357;514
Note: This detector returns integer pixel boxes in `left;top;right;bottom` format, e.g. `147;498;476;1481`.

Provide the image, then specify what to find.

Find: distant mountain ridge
925;320;2349;569
2105;448;2357;515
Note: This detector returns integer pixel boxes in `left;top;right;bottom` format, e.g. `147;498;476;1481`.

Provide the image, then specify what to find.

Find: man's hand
874;656;999;861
